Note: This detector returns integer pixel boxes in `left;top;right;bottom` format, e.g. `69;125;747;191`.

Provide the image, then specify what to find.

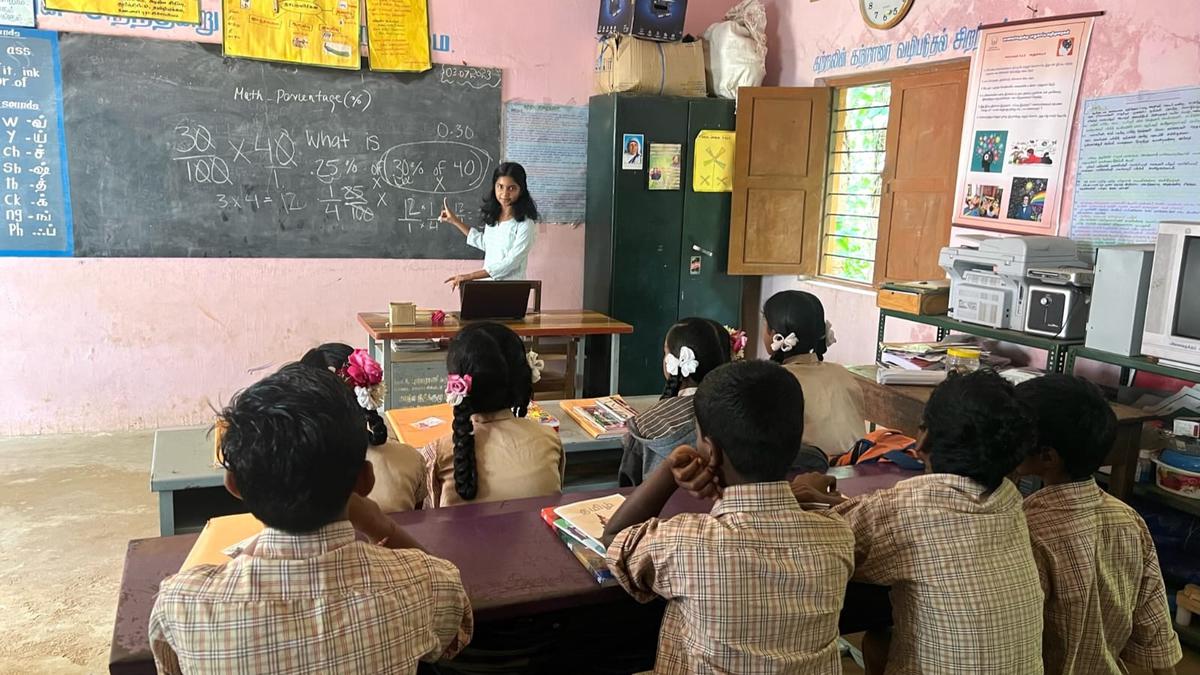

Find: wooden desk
358;310;635;409
110;464;915;675
850;366;1157;500
151;397;659;536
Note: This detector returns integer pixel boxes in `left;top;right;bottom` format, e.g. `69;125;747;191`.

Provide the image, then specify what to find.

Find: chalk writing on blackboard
0;27;71;257
439;65;501;89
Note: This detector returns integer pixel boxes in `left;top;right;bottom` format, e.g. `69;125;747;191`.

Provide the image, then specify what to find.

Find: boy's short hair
218;363;368;533
694;360;804;482
922;370;1035;490
1015;374;1117;480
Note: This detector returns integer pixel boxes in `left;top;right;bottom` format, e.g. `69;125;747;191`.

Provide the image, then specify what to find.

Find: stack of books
876;338;1013;386
1148;385;1200;417
558;397;638;439
539;494;626;584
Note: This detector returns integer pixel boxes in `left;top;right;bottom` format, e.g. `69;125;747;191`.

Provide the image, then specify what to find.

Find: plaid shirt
149;521;472;674
606;482;855;674
833;474;1044;675
1024;480;1182;674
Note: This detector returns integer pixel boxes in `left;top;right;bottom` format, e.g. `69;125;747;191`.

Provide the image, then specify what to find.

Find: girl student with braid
762;290;866;459
617;317;733;486
422;322;564;508
300;344;428;513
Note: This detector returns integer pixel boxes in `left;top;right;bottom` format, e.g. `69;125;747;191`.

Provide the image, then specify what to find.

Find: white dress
465;218;537;280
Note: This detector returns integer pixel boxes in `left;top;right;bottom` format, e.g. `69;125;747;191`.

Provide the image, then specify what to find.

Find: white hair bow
664;346;699;378
824;320;838;348
527;350;544;384
771;333;800;353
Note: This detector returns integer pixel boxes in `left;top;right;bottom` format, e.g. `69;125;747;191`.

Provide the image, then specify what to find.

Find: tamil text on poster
365;0;429;72
648;142;681;191
223;0;359;70
503;102;588;224
0;28;73;257
693;129;734;192
38;0;219;42
953;15;1095;234
46;0;199;24
1069;86;1200;244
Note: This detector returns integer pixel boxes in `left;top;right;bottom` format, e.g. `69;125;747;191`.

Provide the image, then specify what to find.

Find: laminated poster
364;0;430;72
647;142;681;191
0;0;35;27
223;0;360;70
693;129;734;192
45;0;199;24
37;0;220;42
952;14;1095;235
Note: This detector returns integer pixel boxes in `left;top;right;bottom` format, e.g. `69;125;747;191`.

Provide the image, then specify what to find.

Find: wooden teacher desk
850;366;1157;500
109;464;913;675
358;310;634;409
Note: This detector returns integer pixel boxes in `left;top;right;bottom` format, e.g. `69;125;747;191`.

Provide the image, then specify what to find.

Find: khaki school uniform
1024;480;1182;674
782;354;866;457
366;438;427;513
833;473;1045;675
422;410;564;508
606;482;855;674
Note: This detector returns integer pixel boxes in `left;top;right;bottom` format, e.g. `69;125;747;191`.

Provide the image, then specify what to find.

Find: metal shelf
1066;345;1200;384
877;309;1084;372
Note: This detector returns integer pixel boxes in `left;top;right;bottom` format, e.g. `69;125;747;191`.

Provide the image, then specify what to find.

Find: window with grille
819;83;891;284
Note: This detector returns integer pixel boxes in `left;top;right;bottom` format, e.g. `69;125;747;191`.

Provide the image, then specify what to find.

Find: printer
939;236;1093;335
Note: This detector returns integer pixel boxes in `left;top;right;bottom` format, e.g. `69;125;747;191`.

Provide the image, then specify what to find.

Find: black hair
481;161;539;226
445;321;535;500
694;360;805;483
763;290;829;362
299;343;387;446
662;317;733;399
1015;374;1117;481
218;363;366;533
921;370;1036;490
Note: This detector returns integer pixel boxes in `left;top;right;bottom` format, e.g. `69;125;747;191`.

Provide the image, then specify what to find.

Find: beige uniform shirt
366;438;427;513
423;410;564;508
1024;480;1182;674
607;482;855;674
782;354;866;457
833;474;1045;675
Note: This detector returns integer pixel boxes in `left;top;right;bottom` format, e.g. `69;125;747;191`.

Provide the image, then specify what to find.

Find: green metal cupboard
584;94;748;396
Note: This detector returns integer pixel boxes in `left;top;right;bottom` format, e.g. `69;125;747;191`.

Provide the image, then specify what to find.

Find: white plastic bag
702;0;767;99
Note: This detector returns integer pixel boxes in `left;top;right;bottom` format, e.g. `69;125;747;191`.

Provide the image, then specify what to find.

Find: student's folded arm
423;556;475;663
148;606;183;675
601;459;678;547
1122;523;1183;671
832;492;899;586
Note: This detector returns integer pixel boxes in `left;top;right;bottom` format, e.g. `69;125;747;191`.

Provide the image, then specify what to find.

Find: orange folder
385;404;454;448
180;512;265;571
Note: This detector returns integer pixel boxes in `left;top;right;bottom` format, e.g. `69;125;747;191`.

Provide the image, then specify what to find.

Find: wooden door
728;87;831;276
874;65;969;283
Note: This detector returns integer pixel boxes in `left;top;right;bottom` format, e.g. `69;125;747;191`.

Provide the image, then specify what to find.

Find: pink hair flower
342;349;383;388
725;325;748;361
445;374;473;407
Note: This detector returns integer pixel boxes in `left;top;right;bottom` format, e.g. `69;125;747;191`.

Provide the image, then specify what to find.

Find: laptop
458;280;535;321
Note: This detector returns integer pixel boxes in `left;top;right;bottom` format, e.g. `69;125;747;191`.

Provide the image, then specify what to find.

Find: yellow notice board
365;0;431;72
223;0;360;70
693;130;735;193
44;0;200;24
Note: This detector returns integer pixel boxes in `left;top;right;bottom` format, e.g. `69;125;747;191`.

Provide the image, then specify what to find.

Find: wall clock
860;0;914;29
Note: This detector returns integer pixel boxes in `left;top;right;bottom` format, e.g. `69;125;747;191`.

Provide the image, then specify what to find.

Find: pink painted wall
757;0;1200;369
0;0;733;435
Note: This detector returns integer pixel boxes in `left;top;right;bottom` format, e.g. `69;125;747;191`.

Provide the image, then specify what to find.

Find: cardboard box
877;286;950;316
594;35;707;97
598;0;689;43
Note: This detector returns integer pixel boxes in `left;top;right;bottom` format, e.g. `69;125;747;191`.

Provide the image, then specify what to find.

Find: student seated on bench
149;363;473;673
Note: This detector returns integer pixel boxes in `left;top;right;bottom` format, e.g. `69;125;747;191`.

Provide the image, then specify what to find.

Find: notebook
180;512;265;572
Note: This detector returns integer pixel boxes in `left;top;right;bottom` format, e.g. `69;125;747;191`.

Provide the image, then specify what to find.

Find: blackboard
59;34;502;258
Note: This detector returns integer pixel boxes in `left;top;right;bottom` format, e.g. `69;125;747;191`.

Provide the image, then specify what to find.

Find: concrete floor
0;430;1198;674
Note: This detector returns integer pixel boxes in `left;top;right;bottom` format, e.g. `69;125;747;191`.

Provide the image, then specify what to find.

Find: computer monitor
458;281;535;321
1143;221;1200;371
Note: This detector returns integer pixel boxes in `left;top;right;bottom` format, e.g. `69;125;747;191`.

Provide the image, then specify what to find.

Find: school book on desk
557;397;637;439
538;494;626;585
386;402;560;448
180;512;265;571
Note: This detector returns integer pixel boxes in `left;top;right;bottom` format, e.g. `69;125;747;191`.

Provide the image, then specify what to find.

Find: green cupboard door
678;98;742;326
610;96;689;396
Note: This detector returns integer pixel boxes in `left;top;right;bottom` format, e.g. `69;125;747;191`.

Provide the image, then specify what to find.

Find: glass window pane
833;106;889;132
821;255;876;284
826;194;880;218
825;214;879;238
831;129;887;153
837;84;891;110
824;235;877;260
827;173;882;196
830;151;886;174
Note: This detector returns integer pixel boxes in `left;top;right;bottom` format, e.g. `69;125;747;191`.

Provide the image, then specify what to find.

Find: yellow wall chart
45;0;199;24
693;130;735;193
365;0;431;72
223;0;360;69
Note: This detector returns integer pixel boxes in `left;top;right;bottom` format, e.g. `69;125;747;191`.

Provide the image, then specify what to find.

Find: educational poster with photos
953;15;1095;235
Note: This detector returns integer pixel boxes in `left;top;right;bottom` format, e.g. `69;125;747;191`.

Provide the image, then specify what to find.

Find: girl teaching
440;162;540;291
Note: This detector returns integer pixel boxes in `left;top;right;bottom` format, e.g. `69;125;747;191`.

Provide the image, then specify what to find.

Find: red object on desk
108;464;914;675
